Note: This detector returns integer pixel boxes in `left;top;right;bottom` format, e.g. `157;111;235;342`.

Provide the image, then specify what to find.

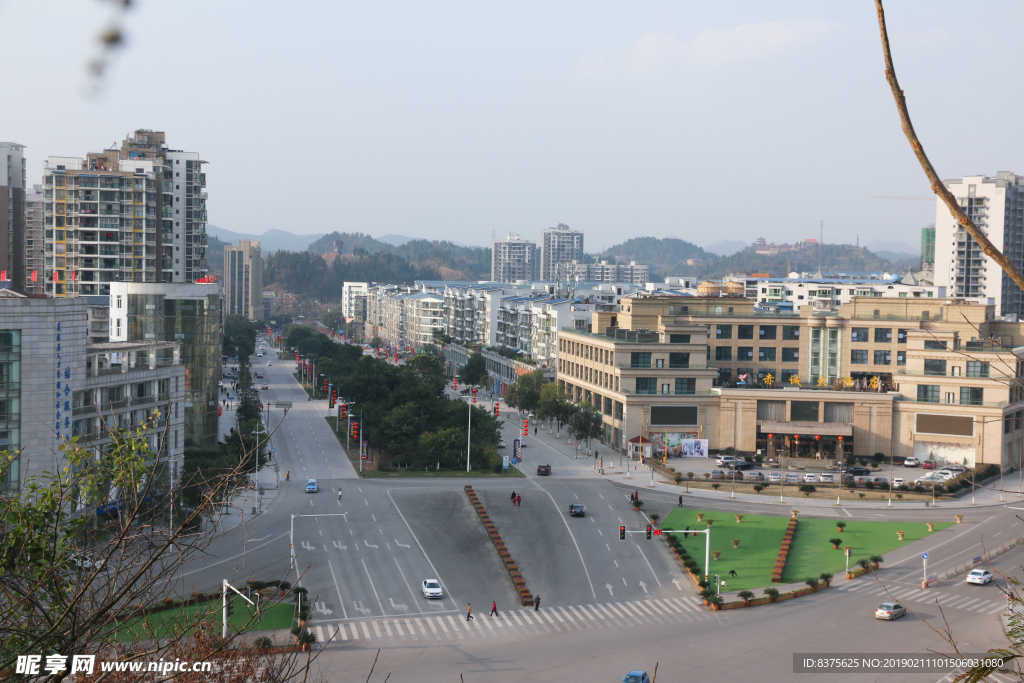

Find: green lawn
661;507;953;591
115;597;295;642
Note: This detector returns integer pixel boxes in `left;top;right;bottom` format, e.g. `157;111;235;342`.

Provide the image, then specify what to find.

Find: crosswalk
837;582;1008;615
303;596;715;647
938;669;1014;683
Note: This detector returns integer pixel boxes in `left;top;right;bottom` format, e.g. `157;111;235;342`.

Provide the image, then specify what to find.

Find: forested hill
693;243;919;279
597;237;711;273
306;231;492;280
263;251;440;301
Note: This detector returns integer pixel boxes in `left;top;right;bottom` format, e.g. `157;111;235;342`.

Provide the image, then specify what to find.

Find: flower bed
845;562;880;580
772;518;798;583
465;485;534;606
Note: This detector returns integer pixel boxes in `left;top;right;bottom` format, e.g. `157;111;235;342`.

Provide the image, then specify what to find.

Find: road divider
464;485;535;607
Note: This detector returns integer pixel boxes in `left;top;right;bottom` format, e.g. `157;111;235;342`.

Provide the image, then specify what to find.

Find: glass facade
126;294;220;446
0;331;20;493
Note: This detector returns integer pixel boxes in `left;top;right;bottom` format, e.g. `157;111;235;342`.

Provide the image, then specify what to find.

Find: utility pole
466;400;472;473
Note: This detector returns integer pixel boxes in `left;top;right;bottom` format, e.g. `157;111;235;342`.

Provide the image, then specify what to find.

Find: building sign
649;432;706;457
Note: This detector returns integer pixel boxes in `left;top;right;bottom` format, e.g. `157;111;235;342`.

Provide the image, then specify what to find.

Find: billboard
649;432;706;457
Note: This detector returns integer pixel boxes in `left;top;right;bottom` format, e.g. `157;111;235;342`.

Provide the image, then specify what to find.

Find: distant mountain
866;240;918;259
694;244;911;280
703;240;748;256
378;234;413;246
597;237;711;279
206;226;326;253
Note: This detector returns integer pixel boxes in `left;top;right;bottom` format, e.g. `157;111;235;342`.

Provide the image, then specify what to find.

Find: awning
758;421;853;437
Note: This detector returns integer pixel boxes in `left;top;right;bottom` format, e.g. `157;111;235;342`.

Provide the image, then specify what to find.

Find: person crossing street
466;603;474;621
490;601;498;617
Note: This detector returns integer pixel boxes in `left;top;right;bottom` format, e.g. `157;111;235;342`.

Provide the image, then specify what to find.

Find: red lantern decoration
838;436;844;442
814;435;820;441
767;433;774;439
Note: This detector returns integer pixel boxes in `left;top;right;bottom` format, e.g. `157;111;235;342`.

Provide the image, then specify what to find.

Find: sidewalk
518;412;1016;510
211;467;281;536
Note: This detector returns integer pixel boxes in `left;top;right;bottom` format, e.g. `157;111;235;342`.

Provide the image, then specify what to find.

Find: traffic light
646;525;653;540
472;387;477;403
619;525;626;541
494;403;500;418
226;597;234;618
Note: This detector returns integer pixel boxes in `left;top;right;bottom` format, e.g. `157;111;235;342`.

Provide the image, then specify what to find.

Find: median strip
464;485;535;606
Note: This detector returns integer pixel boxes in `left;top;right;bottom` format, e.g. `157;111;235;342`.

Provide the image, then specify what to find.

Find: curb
464;485;535;606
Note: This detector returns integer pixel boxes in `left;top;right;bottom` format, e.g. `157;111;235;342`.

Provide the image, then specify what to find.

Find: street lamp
835;435;844;506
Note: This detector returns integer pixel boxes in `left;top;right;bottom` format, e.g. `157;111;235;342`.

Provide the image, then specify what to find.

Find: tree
459;351;487;386
568;401;604;450
222;314;257;359
506;369;546;415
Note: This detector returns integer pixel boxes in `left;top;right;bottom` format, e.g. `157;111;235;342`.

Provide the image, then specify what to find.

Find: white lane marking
598;528;603;536
614;560;619;568
361;559;386;616
326;560;349;620
372;514;376;522
387;489;454;604
361;622;372;640
606;544;611;551
393;557;428;615
635;544;663;588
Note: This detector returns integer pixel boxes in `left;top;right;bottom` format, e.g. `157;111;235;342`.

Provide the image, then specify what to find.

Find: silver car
875;602;906;620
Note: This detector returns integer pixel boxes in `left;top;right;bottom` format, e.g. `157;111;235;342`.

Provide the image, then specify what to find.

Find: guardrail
936;535;1024;582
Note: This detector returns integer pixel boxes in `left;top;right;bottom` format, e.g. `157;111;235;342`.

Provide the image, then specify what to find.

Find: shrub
699;588;715;601
819;572;834;586
878;482;890;491
945;481;961;493
754;454;764;463
763;587;780;603
703;473;711;480
873;452;885;465
687;472;695;480
753;485;764;493
870;554;884;564
914;484;925;493
804;577;820;589
279;581;292;592
898;484;909;491
799;484;816;494
836;521;846;530
697;579;710;590
858;458;868;467
683;559;697;570
707;594;724;608
859;493;866;499
254;636;273;650
857;558;871;570
846;480;858;490
650;513;661;524
674;473;683;484
633;499;645;510
711;483;721;490
828;538;842;549
863;480;875;490
723;447;737;455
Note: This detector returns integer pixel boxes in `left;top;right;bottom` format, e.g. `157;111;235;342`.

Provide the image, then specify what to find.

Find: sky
1;1;1022;252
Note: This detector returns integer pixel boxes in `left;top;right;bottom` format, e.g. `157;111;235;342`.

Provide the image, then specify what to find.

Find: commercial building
108;282;223;447
24;184;44;295
223;239;263;320
0;292;185;494
342;282;368;320
540;223;584;281
556;260;649;285
491;233;538;282
262;291;276;319
42;130;208;297
1;143;26;292
934;172;1024;317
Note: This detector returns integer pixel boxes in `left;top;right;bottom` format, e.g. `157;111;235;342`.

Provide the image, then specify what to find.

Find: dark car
844;466;872;477
537;464;551;475
729;460;754;470
724;471;744;480
569;504;586;517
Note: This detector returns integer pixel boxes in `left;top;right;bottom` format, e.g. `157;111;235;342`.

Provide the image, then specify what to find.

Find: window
960;387;984;405
630;352;651;368
791;401;819;421
716;325;732;339
718;369;732;384
669;334;690;344
924;340;947;350
924;359;947;376
758;347;776;362
850;327;869;342
782;348;799;363
897;329;907;343
661;383;671;395
715;347;732;361
917;385;940;403
656;358;664;368
675;378;696;395
635;378;657;395
780;369;799;384
897;351;906;366
966;361;989;378
757;368;775;383
782;326;800;341
669;352;689;369
851;349;868;364
759;326;777;340
874;328;892;343
738;325;754;340
737;347;753;361
874;350;891;365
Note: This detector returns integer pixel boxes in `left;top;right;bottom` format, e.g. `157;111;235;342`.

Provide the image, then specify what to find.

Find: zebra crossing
304;596;716;647
937;669;1013;683
836;581;1008;615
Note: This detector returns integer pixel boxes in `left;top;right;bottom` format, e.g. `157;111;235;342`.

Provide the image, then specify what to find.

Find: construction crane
870;195;933;201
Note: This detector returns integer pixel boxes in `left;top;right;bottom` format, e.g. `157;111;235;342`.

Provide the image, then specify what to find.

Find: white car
421;579;443;599
267;361;272;366
933;471;956;481
966;569;994;585
915;474;943;485
716;455;738;467
892;477;906;487
803;473;817;483
767;472;781;483
903;457;920;467
818;473;834;484
785;473;801;483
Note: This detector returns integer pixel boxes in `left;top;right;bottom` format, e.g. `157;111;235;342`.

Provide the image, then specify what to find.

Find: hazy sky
2;1;1022;251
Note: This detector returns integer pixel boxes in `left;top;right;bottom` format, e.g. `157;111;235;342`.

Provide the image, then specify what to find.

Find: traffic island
465;485;535;606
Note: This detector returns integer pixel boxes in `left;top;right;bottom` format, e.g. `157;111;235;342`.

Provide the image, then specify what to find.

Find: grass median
115;598;294;642
662;506;953;591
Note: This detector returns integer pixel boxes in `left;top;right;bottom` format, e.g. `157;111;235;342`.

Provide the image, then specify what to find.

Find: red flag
70;271;76;282
0;271;6;282
53;271;59;282
31;271;37;282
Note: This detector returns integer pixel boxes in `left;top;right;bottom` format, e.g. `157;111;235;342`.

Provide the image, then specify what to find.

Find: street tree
458;351;487;386
506;369;546;415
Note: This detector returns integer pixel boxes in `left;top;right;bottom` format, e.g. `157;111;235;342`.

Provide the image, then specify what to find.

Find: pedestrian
286;471;290;482
516;494;521;507
490;600;498;616
338;490;343;502
534;595;541;611
534;427;537;435
511;490;516;502
678;494;683;506
466;603;474;621
684;525;689;538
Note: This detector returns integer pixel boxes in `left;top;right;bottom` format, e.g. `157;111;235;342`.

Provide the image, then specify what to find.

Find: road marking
315;626;325;643
370;621;382;640
510;611;525;626
364;540;379;549
382;620;394;639
365;499;369;505
598;528;603;536
445;615;465;639
372;514;376;522
614;560;619;568
387;489;454;605
393;620;405;637
319;529;323;536
635;544;663;588
606;544;611;552
361;622;372;639
361;559;386;616
622;577;627;586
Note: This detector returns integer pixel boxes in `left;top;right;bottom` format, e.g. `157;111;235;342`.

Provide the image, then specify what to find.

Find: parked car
710;470;726;480
70;553;105;571
844;466;872;477
746;471;765;481
803;473;817;483
623;672;652;683
944;464;967;474
730;460;754;470
892;477;906;487
421;579;443;599
873;477;888;486
724;471;744;481
966;569;994;585
922;460;935;469
305;478;319;493
569;504;586;517
785;473;801;483
767;472;782;483
903;457;921;467
818;473;835;484
915;474;943;485
933;471;955;481
875;602;906;620
537;464;551;475
715;455;738;467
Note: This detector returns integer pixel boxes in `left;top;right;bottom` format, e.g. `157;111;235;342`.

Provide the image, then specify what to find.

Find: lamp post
466;398;472;473
835;435;844;506
887;440;895;507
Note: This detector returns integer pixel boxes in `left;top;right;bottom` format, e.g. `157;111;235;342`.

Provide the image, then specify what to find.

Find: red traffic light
653;528;663;536
619;525;626;541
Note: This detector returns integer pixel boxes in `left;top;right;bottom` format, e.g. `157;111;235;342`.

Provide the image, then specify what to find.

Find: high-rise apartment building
24;184;44;294
42;130;208;297
934;173;1024;317
0;143;27;292
540;223;584;281
224;240;263;320
491;233;538;282
342;282;368;319
556;260;648;285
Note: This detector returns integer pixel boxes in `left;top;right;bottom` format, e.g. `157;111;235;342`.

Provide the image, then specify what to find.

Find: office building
223;240;263;320
109;282;223;446
1;143;26;292
540;223;584;281
24;184;44;294
934;172;1024;318
491;233;538;282
42;130;208;297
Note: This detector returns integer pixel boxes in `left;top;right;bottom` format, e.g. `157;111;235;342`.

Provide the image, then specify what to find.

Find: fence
936;534;1024;581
